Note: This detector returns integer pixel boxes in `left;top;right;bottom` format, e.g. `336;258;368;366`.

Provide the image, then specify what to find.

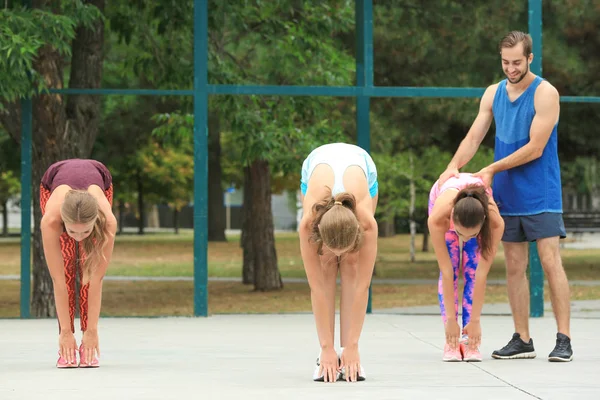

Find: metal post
356;0;374;313
20;99;32;319
193;0;209;317
20;0;33;319
528;0;544;318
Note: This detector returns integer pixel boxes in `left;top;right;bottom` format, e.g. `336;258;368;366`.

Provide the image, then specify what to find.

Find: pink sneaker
78;344;100;368
56;352;77;369
442;344;462;362
460;342;483;362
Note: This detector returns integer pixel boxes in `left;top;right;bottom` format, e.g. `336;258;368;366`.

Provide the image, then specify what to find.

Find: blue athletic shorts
501;212;567;242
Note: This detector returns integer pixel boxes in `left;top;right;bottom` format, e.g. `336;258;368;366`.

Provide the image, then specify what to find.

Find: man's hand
438;167;460;188
473;167;495;188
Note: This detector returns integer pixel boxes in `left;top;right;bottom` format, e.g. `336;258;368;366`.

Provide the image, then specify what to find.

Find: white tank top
303;143;370;195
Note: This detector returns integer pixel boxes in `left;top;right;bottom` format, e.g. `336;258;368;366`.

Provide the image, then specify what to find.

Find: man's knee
503;243;528;278
537;237;565;276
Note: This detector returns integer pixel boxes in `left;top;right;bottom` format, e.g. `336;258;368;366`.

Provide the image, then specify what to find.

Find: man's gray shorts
501;212;567;242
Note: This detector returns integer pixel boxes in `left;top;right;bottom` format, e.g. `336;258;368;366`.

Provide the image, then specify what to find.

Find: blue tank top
491;76;563;216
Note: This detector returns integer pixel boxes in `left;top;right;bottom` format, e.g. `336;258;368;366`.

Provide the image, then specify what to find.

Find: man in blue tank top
437;31;573;362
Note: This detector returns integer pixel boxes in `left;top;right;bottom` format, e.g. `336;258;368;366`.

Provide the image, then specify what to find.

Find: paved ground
381;299;600;319
2;231;598;399
1;308;598;400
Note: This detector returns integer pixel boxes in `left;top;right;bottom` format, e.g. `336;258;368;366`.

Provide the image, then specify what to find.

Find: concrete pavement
1;311;598;400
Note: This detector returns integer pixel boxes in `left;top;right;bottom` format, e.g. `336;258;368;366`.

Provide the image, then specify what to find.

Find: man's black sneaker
548;333;573;362
492;333;537;359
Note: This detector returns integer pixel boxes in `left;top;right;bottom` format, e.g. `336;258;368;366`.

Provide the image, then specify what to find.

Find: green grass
2;232;600;317
2;280;600;318
2;232;599;281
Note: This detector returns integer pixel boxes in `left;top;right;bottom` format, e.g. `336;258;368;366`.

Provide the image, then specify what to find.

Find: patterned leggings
40;184;113;333
438;231;480;328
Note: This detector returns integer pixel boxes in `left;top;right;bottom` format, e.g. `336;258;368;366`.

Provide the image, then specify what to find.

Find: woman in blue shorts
298;143;378;383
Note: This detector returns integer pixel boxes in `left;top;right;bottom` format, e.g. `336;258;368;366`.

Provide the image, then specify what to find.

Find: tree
0;170;20;237
103;0;227;240
213;1;356;291
367;0;600;239
92;95;145;234
148;114;196;233
374;143;494;258
0;1;105;316
152;1;355;291
542;0;600;161
0;128;20;237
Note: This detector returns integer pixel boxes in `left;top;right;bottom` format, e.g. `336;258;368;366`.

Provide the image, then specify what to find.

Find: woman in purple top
40;159;117;368
428;173;504;362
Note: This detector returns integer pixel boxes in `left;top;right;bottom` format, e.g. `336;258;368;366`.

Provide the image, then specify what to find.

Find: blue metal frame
20;0;32;319
527;0;545;317
47;86;600;101
356;0;374;313
192;0;209;317
20;98;32;319
17;0;598;318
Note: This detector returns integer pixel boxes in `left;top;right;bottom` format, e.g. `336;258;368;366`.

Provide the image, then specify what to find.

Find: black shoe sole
338;375;366;382
314;374;365;382
492;351;537;359
314;375;343;382
548;355;573;362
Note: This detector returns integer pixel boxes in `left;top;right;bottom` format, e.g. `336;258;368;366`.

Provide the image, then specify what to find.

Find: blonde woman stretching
40;159;117;368
298;143;378;383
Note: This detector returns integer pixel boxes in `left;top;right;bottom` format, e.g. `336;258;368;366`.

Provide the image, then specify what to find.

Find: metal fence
17;0;600;318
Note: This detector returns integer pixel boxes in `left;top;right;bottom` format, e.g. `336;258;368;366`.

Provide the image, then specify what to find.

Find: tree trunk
173;208;179;234
0;1;106;317
246;160;282;291
2;200;8;237
422;222;429;252
378;214;395;237
409;153;416;263
137;172;145;235
208;113;226;241
241;166;254;284
118;200;125;235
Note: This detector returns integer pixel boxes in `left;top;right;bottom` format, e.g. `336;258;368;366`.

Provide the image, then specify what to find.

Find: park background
1;0;599;319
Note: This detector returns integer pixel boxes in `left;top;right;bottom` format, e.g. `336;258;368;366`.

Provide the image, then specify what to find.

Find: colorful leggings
40;184;113;333
438;231;480;328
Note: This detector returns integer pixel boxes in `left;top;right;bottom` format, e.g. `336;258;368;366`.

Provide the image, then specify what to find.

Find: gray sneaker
492;333;537;359
548;333;573;362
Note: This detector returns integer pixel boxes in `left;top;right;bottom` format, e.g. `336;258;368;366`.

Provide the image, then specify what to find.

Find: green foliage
459;147;496;174
211;1;355;172
8;0;597;223
374;147;451;223
0;127;21;205
0;2;103;103
0;170;20;206
138;138;194;211
0;128;20;206
561;157;600;196
140;1;356;195
374;145;495;226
